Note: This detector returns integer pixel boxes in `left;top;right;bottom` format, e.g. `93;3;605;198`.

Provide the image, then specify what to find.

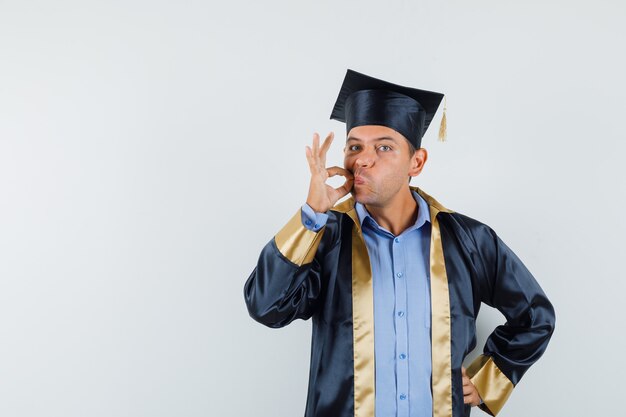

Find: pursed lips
353;171;368;185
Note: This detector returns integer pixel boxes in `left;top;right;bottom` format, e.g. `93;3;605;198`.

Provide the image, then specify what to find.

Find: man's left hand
462;366;482;407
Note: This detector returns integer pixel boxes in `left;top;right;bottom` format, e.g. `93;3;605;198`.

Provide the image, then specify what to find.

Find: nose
355;148;375;168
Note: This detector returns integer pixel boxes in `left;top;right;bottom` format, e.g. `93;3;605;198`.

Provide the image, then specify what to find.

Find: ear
408;148;428;177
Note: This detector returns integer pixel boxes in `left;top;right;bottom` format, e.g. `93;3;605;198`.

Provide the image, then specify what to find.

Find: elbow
246;305;289;329
539;296;556;338
243;278;290;329
244;290;280;329
530;297;556;347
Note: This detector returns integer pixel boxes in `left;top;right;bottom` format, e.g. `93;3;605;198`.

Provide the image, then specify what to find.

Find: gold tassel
438;96;447;142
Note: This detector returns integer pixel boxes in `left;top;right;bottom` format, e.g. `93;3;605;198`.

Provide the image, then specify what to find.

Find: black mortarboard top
330;69;446;148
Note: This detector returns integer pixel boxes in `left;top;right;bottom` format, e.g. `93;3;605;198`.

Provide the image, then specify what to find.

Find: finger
463;394;475;405
320;131;334;152
464;393;479;406
310;133;326;173
305;146;316;173
327;166;354;179
319;131;334;164
312;133;320;162
323;166;354;200
462;384;473;395
334;176;354;199
463;389;477;400
462;376;470;386
461;367;468;377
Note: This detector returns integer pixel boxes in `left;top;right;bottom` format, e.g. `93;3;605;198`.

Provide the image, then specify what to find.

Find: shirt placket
393;235;410;417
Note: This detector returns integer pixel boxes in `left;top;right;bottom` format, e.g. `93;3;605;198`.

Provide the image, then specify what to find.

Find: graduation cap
330;69;446;148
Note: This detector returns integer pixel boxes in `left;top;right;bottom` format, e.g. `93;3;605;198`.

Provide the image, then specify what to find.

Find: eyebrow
346;136;398;143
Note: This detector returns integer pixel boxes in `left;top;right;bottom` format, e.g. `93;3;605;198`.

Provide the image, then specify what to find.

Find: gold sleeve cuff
467;355;514;416
274;208;325;266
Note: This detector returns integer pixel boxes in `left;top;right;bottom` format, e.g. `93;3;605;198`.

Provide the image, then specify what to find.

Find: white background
1;1;624;416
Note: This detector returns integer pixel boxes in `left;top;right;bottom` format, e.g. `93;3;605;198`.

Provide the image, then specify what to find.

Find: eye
378;145;392;152
348;144;361;151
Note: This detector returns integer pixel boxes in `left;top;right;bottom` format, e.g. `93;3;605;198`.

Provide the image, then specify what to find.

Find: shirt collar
354;189;431;233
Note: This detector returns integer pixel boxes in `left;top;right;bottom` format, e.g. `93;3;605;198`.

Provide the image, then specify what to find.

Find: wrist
306;199;328;213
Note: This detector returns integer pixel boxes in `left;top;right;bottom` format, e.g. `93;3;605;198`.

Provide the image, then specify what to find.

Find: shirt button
394;237;400;243
396;272;403;278
314;224;319;229
397;311;405;317
399;394;407;400
399;353;407;360
305;219;312;226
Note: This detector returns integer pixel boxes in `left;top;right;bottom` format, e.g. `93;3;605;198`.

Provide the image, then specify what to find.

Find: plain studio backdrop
0;1;624;416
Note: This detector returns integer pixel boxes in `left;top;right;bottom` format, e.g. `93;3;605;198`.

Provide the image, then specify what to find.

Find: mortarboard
330;69;446;148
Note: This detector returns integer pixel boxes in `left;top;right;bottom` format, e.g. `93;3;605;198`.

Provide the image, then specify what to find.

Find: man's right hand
305;132;354;213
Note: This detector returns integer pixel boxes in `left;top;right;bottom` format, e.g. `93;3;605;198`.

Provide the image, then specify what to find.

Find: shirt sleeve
301;203;329;232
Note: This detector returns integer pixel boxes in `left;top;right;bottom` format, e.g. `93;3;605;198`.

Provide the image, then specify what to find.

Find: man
244;69;555;417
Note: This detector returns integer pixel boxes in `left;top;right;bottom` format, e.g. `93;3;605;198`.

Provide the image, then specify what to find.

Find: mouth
353;170;368;185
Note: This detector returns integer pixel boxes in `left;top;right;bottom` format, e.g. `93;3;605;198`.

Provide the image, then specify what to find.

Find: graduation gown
244;187;555;417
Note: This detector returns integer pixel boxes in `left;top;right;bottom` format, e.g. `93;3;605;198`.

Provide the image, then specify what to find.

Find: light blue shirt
301;191;433;417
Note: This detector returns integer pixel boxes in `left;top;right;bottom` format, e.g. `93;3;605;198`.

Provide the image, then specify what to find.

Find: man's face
343;125;425;207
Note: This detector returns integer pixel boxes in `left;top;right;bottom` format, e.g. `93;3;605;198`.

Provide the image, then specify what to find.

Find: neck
365;187;418;236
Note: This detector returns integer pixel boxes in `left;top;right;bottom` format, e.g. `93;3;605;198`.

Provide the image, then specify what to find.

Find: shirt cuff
301;203;329;232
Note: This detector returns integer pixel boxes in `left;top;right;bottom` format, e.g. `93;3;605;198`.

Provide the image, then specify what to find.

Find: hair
406;139;418;183
406;140;418;158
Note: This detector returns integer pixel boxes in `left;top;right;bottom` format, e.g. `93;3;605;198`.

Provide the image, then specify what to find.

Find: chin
353;194;367;204
353;191;378;206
